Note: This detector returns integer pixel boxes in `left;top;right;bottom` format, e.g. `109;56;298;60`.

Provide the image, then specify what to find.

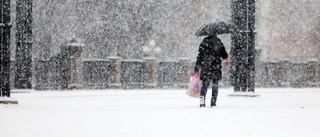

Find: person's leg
211;80;219;106
200;79;210;107
200;79;210;97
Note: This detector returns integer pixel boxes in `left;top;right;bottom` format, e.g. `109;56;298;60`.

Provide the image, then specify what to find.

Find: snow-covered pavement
1;88;320;137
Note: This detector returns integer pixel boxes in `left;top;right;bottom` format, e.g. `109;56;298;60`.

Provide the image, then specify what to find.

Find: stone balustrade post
279;60;290;87
143;57;158;88
307;60;318;87
61;38;84;89
254;49;262;87
177;58;191;88
107;56;122;88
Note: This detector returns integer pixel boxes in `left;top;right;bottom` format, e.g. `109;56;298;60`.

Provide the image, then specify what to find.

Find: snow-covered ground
1;88;320;137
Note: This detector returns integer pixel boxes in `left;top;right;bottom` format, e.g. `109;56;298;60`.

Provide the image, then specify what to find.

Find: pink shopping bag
186;72;200;98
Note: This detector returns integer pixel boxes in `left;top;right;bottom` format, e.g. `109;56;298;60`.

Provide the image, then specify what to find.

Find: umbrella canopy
195;20;237;36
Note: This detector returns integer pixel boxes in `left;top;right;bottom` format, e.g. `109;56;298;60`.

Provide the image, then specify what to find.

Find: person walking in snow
194;33;228;107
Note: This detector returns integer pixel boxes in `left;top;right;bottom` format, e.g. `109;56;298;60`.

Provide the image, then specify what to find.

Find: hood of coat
203;36;221;43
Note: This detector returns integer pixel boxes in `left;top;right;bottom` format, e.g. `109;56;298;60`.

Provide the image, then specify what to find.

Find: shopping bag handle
191;72;198;77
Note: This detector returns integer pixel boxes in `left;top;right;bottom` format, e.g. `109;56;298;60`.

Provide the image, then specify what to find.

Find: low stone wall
157;61;179;88
34;53;69;90
34;58;200;90
121;60;145;89
258;60;320;88
83;59;109;89
33;56;320;90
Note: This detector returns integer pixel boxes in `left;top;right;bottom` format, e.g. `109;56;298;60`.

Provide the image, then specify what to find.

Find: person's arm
220;43;228;60
220;43;229;67
194;42;205;72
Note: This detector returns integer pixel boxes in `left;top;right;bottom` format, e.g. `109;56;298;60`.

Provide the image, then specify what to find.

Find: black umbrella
195;20;237;36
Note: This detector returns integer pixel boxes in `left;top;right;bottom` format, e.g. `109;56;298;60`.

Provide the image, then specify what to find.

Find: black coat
195;36;228;81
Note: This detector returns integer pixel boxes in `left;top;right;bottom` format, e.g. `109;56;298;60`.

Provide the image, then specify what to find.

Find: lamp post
142;40;161;88
142;40;161;57
15;0;33;89
231;0;256;92
247;0;256;92
0;0;12;97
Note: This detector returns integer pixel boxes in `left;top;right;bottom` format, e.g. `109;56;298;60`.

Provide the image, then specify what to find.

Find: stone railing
34;50;221;90
33;57;320;90
8;52;318;91
258;60;320;88
83;59;109;89
34;39;83;90
31;40;319;90
34;57;200;90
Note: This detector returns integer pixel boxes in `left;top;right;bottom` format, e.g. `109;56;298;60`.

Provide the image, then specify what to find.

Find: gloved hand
225;58;229;67
194;67;199;73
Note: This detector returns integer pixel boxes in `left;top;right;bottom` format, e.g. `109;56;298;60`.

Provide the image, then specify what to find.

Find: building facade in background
27;0;231;61
7;0;314;63
6;0;320;89
256;0;320;62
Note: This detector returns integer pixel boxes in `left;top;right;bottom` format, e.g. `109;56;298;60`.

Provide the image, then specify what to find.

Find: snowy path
1;88;320;137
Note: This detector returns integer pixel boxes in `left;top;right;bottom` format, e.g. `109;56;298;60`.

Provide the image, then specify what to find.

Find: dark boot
200;96;206;107
211;96;217;107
